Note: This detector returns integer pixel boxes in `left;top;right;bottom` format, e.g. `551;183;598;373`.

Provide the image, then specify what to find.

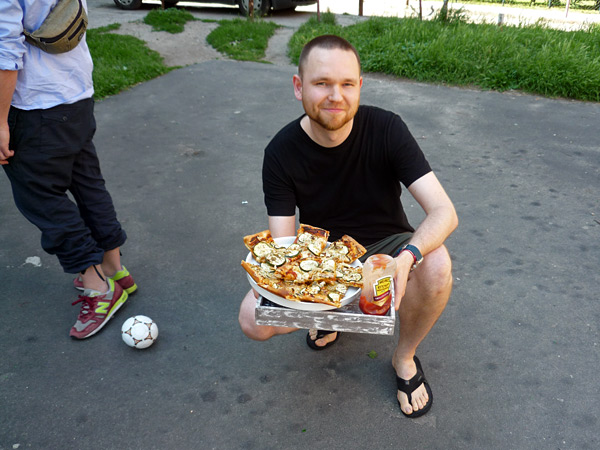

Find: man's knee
238;291;272;341
416;245;453;294
239;291;258;336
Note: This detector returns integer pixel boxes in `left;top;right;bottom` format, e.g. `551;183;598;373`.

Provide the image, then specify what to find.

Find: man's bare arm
392;171;458;307
0;69;17;165
405;171;458;257
268;216;296;238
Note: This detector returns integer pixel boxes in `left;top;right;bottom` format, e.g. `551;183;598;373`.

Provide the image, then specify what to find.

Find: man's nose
329;85;343;101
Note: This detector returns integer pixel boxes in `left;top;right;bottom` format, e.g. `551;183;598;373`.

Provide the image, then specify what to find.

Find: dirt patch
110;20;222;67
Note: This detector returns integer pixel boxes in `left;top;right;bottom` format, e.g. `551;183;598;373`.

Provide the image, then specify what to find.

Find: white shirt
0;0;94;110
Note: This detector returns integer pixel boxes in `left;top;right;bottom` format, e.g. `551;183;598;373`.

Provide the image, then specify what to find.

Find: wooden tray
255;296;395;335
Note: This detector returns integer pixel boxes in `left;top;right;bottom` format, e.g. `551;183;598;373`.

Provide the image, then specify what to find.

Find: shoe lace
72;296;95;318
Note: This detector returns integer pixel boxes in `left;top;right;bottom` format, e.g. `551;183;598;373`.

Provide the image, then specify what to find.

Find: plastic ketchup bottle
359;254;396;316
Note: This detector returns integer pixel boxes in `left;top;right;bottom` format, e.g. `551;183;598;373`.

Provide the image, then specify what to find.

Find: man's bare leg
78;248;123;292
392;245;453;416
239;290;337;346
79;264;109;292
100;247;123;278
239;290;298;340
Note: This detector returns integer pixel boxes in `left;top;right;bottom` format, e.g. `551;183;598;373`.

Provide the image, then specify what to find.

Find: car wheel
113;0;143;10
238;0;271;17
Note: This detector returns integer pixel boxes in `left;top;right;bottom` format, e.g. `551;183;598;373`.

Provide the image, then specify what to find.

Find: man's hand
0;121;14;165
393;250;414;310
1;70;18;165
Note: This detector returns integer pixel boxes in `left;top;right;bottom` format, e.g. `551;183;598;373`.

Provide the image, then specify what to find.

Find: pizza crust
241;224;364;308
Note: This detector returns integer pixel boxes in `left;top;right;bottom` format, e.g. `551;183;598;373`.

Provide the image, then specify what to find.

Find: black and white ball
121;315;158;349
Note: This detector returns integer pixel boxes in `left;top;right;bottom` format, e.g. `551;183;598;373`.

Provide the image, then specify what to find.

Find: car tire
238;0;271;17
113;0;143;10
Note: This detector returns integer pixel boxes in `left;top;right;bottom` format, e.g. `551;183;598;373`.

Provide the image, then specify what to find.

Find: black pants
3;98;126;273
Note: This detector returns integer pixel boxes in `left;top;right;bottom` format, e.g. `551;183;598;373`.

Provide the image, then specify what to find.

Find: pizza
241;224;367;307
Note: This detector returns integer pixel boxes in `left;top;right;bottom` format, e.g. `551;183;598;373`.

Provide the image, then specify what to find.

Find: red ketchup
359;254;396;316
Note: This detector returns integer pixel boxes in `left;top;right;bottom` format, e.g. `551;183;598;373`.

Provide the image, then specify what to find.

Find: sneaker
69;278;128;339
73;265;137;294
110;266;137;294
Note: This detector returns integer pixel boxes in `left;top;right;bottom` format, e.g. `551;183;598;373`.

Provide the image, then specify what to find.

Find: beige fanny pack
24;0;88;54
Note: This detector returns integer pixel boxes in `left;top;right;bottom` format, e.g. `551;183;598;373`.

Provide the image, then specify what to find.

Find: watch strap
400;244;423;271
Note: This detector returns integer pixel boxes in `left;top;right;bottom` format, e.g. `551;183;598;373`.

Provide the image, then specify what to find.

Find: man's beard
304;101;359;132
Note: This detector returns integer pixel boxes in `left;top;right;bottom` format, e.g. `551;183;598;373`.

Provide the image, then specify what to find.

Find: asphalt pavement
1;3;599;450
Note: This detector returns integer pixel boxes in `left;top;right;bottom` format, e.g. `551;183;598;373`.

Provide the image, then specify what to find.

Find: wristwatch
400;244;423;272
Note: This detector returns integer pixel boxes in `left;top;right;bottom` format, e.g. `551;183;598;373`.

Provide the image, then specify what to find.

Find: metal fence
460;0;600;12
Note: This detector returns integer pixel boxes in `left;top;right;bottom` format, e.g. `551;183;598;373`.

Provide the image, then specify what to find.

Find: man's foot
74;265;137;294
109;266;137;294
395;356;433;418
306;329;340;350
69;278;128;339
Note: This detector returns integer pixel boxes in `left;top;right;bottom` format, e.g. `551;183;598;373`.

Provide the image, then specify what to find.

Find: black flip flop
396;356;433;418
306;330;341;351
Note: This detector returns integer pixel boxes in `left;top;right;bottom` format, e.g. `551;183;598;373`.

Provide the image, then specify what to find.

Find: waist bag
24;0;88;54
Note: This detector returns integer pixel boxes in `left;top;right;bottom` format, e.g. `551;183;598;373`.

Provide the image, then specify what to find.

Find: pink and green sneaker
69;278;128;339
73;265;137;295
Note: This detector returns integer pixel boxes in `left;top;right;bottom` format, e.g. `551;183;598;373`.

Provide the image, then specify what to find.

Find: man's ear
292;74;303;101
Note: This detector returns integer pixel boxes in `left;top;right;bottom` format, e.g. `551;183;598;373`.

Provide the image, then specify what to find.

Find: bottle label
371;276;393;307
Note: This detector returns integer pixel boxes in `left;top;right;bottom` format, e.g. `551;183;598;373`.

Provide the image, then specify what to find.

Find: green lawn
88;8;600;102
289;12;600;101
206;18;279;62
87;24;173;100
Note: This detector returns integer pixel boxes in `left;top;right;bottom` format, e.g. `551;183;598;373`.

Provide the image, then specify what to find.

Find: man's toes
308;329;337;347
397;392;413;415
316;332;337;347
412;388;429;411
398;385;429;415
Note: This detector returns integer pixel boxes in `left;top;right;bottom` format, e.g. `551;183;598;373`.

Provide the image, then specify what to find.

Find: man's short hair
298;35;361;77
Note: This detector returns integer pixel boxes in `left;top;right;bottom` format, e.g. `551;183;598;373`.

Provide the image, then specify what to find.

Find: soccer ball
121;315;158;349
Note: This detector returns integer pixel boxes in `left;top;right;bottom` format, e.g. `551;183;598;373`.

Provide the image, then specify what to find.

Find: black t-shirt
262;105;432;246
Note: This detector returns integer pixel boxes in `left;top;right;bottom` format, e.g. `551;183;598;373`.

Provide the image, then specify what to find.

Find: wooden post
249;0;254;19
317;0;320;22
359;0;363;16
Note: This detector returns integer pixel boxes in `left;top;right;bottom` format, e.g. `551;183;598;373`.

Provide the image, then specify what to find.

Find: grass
87;10;278;99
453;0;600;12
143;7;196;33
206;18;279;61
288;12;600;101
87;24;173;100
87;8;600;102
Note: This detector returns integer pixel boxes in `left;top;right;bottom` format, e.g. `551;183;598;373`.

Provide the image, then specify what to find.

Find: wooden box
255;297;395;335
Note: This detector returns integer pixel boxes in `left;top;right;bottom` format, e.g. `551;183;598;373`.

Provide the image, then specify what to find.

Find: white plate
246;236;362;311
